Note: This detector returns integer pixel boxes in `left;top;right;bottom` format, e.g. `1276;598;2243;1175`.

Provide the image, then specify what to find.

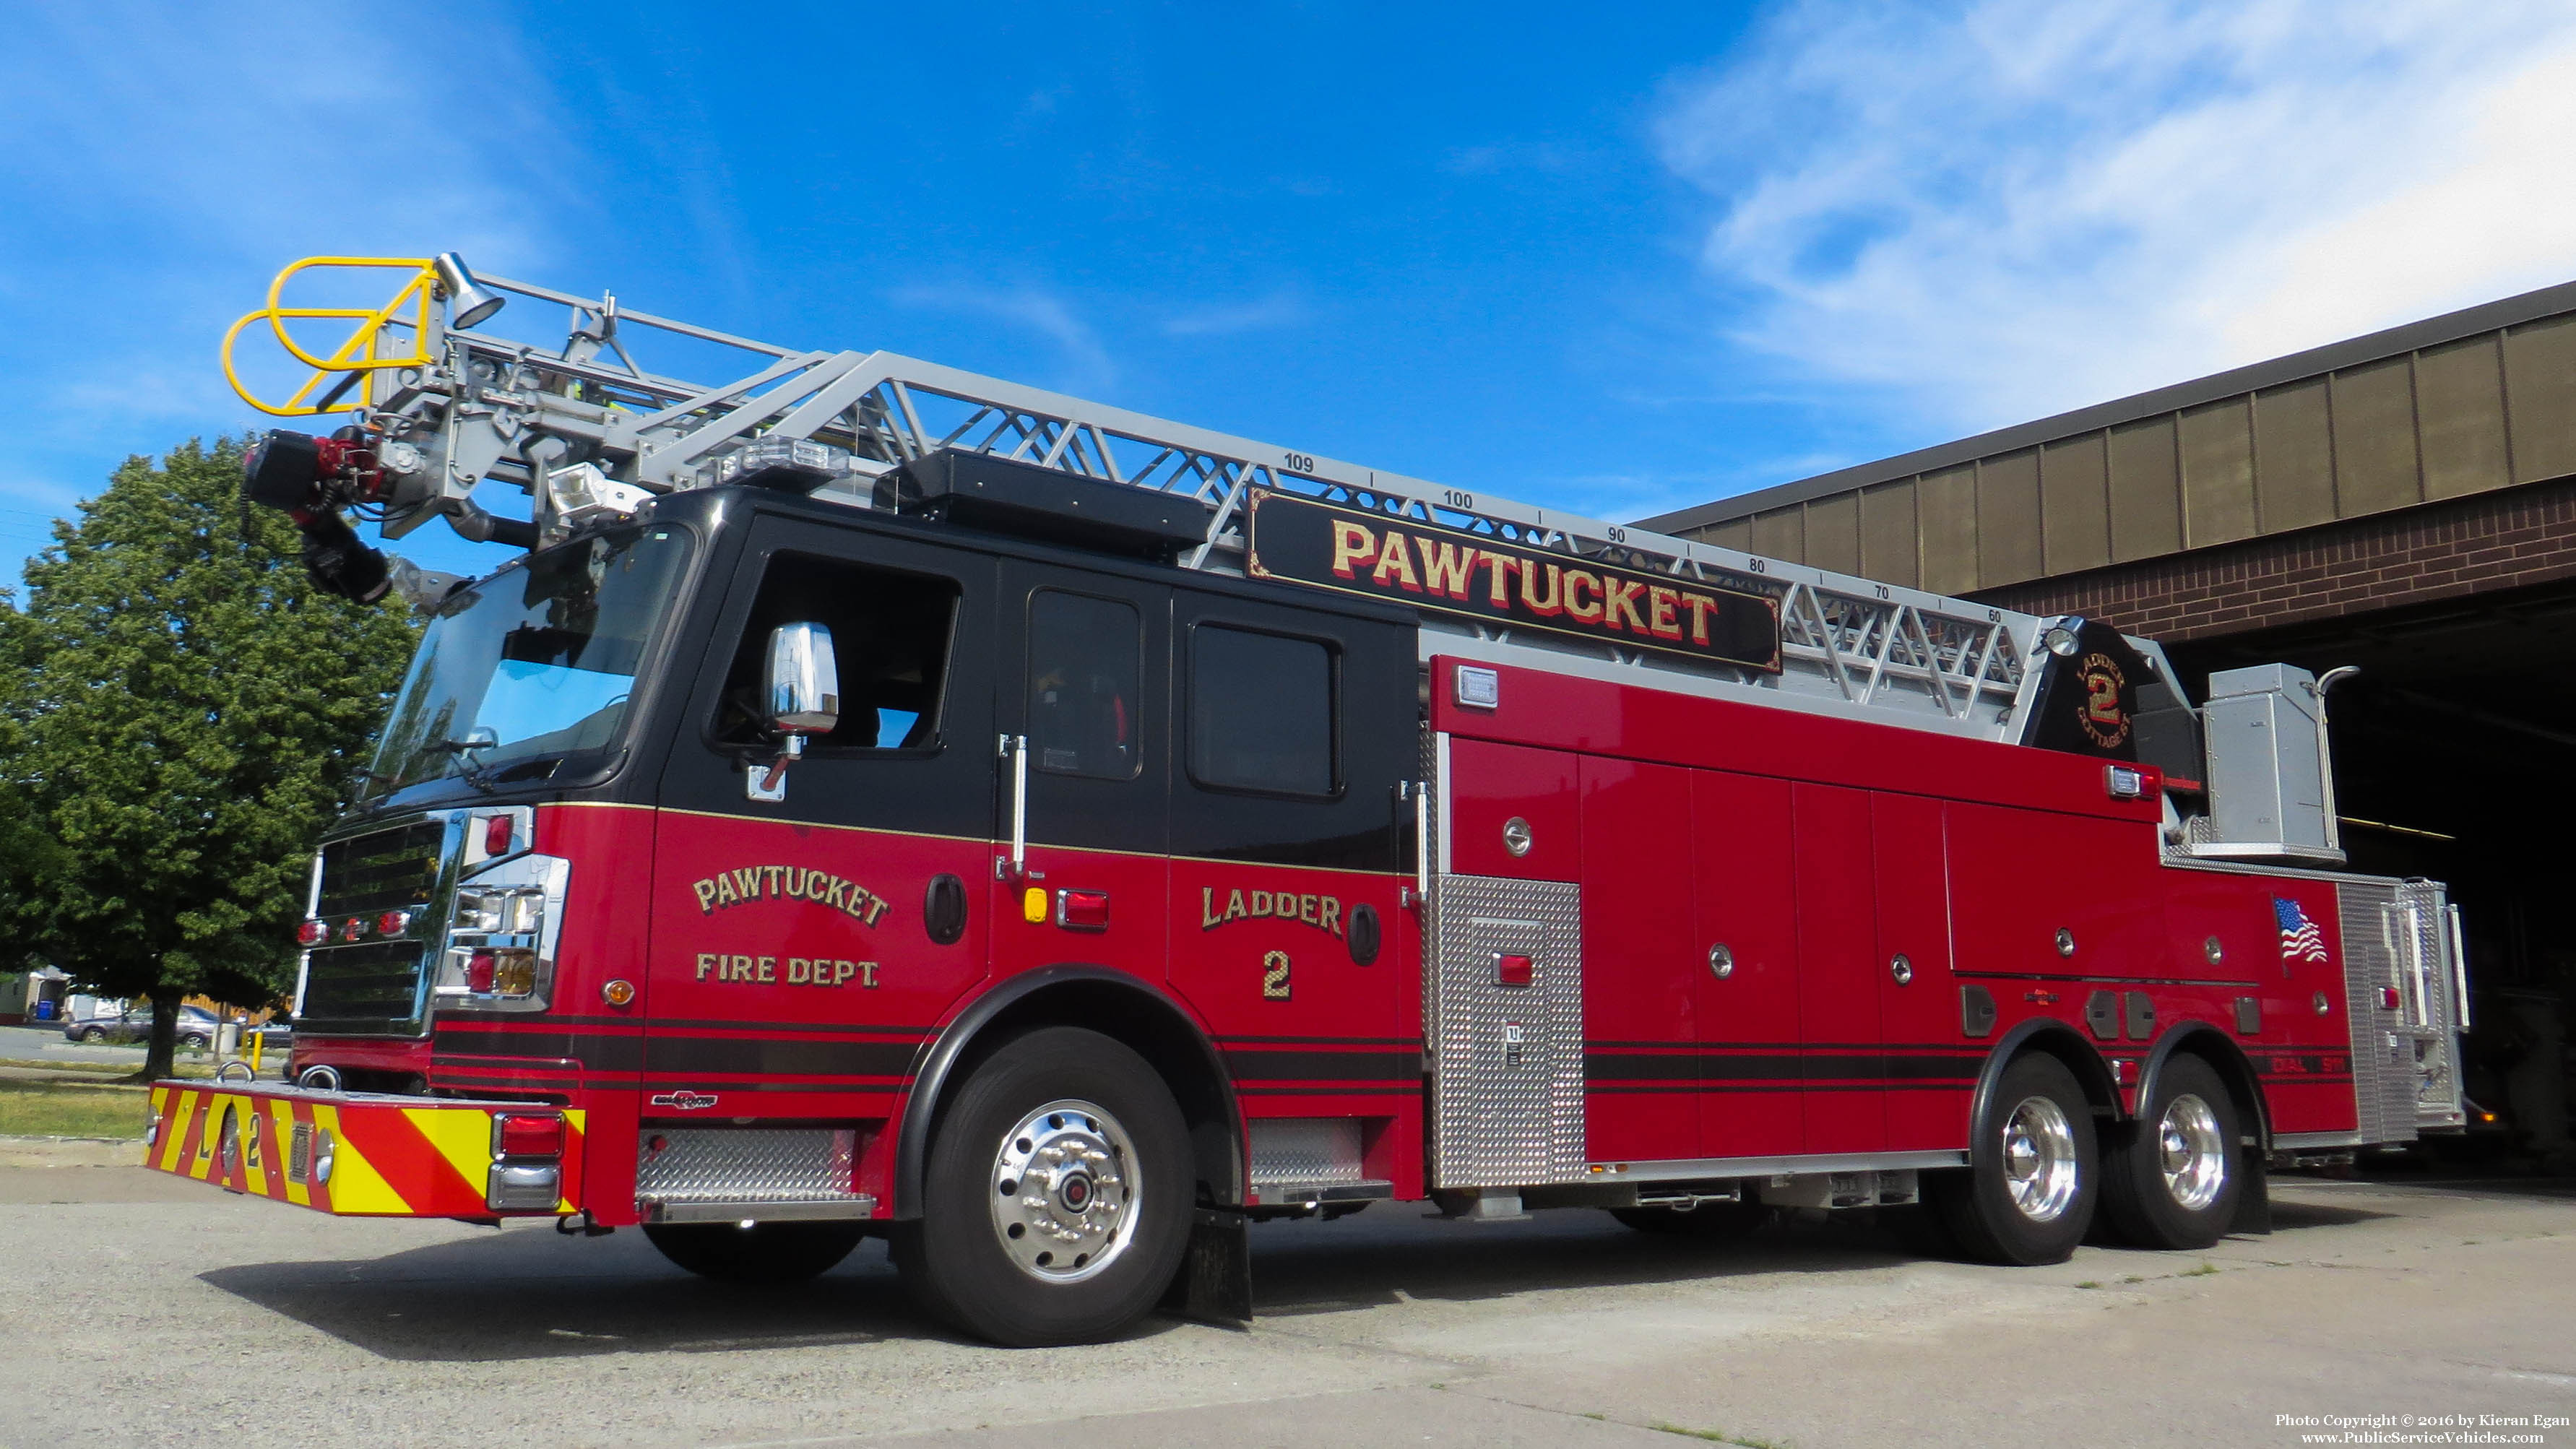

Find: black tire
892;1026;1191;1346
642;1220;866;1283
2099;1055;2242;1250
1609;1201;1767;1238
1929;1052;2098;1266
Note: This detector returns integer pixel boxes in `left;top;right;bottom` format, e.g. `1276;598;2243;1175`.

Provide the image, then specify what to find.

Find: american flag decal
2275;896;2328;964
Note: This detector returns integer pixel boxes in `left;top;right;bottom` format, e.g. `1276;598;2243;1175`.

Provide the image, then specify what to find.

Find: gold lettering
692;879;718;914
1647;586;1682;639
1477;552;1516;606
1250;890;1272;918
713;875;740;908
833;960;859;986
860;894;890;927
860;961;880;988
1563;570;1603;623
1370;531;1422;592
728;866;762;901
787;957;811;984
1417;538;1478;600
1683;593;1719;646
1603;577;1647;633
756;956;777;983
1322;896;1343;937
1329;520;1377;579
1225;889;1248;924
1299;893;1318;926
1519;561;1563;616
695;953;716;980
1201;886;1222;930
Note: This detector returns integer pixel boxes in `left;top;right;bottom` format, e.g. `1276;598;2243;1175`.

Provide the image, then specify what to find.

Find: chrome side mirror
749;622;838;802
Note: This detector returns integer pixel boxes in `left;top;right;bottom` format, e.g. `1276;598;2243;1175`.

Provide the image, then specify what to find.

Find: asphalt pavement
1;1143;2570;1449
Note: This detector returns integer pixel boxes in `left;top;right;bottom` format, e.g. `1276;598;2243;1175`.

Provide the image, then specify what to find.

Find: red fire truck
152;254;2470;1346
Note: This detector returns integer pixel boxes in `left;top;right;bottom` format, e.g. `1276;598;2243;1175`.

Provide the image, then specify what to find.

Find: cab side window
1188;624;1337;797
717;553;958;751
1028;589;1141;780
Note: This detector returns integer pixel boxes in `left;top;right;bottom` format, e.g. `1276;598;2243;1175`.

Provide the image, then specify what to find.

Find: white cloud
1658;0;2576;434
1160;294;1308;338
889;284;1120;396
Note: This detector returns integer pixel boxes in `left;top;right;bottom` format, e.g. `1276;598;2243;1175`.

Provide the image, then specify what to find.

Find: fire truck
150;254;2472;1346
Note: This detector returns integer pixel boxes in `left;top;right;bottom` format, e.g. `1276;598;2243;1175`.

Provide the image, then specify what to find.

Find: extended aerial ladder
223;254;2122;751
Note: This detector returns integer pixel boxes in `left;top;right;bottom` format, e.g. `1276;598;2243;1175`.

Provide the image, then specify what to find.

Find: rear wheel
1609;1201;1767;1238
893;1026;1190;1346
1929;1052;2097;1265
2099;1055;2242;1250
642;1220;867;1283
77;1026;104;1043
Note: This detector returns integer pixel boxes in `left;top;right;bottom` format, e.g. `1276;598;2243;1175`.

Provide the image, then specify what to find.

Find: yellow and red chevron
144;1081;586;1217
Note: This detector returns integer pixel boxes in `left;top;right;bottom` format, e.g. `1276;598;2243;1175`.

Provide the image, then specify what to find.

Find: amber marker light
1022;887;1047;924
601;978;636;1008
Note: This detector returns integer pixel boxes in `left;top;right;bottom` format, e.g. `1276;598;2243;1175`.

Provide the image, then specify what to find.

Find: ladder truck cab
154;254;2473;1346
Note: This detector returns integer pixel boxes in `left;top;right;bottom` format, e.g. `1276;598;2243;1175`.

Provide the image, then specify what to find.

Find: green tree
12;439;418;1077
0;594;63;966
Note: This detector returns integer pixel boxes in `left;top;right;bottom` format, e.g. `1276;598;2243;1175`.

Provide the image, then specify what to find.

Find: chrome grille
316;821;446;917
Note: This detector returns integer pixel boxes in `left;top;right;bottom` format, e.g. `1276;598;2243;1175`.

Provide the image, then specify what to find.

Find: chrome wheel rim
988;1097;1138;1284
2157;1094;2227;1211
2000;1094;2080;1222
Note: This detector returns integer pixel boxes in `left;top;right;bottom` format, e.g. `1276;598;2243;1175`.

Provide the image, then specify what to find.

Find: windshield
362;525;694;801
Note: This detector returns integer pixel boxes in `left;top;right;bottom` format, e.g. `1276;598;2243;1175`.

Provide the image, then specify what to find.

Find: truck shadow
198;1229;930;1362
199;1192;2408;1359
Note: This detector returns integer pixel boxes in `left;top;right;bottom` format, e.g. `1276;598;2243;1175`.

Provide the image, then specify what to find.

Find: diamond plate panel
2392;878;2468;1130
634;1128;864;1204
1248;1118;1365;1187
1426;873;1584;1188
2334;882;2417;1145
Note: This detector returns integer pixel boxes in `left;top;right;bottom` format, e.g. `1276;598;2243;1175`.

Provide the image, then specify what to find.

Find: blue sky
7;1;2575;587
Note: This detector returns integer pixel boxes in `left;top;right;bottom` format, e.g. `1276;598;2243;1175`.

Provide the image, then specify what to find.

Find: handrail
220;256;436;417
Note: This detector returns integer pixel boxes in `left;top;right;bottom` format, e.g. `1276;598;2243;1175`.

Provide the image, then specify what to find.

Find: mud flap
2231;1148;2272;1235
1159;1207;1250;1328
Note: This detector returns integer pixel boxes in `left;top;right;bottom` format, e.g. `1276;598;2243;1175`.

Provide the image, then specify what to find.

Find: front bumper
143;1081;584;1218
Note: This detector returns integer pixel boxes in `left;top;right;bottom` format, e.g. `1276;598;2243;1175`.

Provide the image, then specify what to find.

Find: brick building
1643;281;2576;1161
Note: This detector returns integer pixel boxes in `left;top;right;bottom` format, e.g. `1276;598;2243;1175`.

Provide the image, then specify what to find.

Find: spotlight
2041;615;2088;657
432;251;506;330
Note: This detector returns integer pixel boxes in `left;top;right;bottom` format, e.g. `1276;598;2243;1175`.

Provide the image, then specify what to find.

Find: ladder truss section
381;272;2046;740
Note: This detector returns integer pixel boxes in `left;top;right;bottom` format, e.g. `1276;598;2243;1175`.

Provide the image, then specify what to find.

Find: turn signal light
295;920;329;946
464;951;497;993
376;910;411;938
1055;888;1110;930
337;917;368;942
493;1113;564;1159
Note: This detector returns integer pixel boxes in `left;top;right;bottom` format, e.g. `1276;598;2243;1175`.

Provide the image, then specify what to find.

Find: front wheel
642;1220;867;1283
77;1026;105;1043
893;1026;1191;1346
1929;1052;2097;1265
2099;1055;2242;1250
180;1033;210;1050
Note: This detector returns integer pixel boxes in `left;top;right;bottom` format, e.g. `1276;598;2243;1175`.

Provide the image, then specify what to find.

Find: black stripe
1213;1034;1421;1047
644;1035;919;1078
1222;1048;1417;1081
1235;1084;1419;1097
433;1027;644;1073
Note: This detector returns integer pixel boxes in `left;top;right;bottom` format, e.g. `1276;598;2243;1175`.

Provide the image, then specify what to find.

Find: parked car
63;1004;217;1050
246;1018;293;1052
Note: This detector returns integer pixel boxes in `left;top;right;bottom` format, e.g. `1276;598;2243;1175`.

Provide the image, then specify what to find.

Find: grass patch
2182;1262;2221;1277
2075;1280;2101;1289
1651;1424;1784;1448
0;1079;153;1138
